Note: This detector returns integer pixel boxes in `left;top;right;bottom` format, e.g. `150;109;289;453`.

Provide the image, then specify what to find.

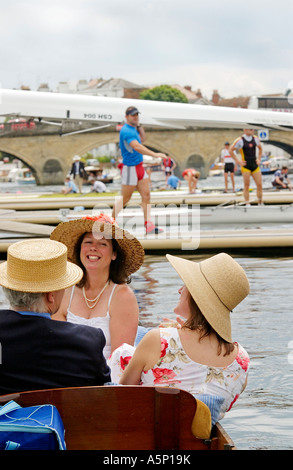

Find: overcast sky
1;0;293;99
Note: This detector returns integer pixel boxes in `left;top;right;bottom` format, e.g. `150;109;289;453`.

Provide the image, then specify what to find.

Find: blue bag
0;400;66;450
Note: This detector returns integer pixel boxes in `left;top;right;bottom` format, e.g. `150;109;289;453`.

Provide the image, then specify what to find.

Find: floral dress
109;327;250;420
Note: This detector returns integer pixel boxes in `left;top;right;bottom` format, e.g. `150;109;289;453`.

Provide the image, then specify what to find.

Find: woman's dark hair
75;234;131;287
183;290;234;356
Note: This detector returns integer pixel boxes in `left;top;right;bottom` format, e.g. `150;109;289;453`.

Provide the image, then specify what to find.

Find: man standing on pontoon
70;155;86;194
230;129;263;205
112;106;167;234
220;142;236;193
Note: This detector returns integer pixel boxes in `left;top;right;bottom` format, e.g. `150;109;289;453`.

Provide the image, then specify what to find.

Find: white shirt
92;180;107;192
221;148;234;164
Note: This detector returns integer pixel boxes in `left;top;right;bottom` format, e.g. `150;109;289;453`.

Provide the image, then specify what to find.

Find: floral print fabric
109;327;250;420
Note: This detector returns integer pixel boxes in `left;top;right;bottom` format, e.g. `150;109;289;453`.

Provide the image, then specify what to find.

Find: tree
139;85;188;103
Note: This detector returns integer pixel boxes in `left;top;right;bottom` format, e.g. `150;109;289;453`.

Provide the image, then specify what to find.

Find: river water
131;254;293;450
0;173;293;450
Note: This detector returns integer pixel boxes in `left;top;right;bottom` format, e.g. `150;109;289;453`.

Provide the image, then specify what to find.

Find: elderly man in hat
0;239;111;395
70;155;86;193
112;106;167;234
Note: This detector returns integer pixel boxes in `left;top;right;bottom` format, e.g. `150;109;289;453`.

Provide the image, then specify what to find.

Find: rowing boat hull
0;204;292;253
0;386;236;450
1;204;293;226
0;189;293;211
0;226;292;253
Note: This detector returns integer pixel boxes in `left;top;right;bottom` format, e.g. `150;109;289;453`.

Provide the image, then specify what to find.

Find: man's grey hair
2;288;48;313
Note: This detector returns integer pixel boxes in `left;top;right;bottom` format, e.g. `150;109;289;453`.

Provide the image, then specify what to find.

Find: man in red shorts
112;106;167;233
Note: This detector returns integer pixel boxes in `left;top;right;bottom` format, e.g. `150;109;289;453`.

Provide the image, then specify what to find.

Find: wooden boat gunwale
0;385;236;451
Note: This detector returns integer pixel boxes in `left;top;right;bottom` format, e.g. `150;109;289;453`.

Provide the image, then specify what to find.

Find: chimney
212;89;220;105
196;88;202;98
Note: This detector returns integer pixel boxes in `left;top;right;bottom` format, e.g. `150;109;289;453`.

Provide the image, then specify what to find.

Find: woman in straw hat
110;252;250;423
0;239;111;394
50;214;145;360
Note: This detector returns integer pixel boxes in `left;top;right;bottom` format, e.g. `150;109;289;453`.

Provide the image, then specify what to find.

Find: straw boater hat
50;214;145;277
166;253;250;343
0;239;83;293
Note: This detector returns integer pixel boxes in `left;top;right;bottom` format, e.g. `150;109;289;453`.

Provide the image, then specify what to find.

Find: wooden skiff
0;386;236;450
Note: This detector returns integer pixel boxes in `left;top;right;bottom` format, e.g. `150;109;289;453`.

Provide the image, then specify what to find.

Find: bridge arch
0;143;42;184
42;159;64;184
185;154;205;175
0;127;292;184
266;139;293;156
69;134;120;157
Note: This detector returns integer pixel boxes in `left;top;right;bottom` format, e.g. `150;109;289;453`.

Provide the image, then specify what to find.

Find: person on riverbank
182;168;200;193
112;106;167;234
220;142;236;192
162;155;177;184
271;166;292;190
61;176;78;194
0;239;111;394
91;178;107;193
70;155;86;193
166;170;181;190
109;252;250;424
229;129;263;205
50;214;145;360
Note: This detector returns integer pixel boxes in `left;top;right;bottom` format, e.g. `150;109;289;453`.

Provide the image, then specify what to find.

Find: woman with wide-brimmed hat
110;252;250;424
50;214;144;360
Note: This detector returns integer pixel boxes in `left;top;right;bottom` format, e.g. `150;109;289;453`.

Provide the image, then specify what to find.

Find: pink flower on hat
83;214;116;224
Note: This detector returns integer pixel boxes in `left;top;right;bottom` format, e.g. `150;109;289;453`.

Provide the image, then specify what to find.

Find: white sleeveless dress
66;284;117;360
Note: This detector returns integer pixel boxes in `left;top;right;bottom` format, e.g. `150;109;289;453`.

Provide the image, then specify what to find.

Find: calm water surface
130;254;293;450
1;175;293;450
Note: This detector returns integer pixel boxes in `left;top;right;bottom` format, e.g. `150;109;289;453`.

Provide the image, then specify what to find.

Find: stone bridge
0;125;293;184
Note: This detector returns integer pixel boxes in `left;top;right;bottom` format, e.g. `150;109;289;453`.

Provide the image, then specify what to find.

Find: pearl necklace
82;280;109;309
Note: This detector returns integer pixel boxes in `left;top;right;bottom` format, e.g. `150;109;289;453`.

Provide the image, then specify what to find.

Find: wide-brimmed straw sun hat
0;239;83;293
50;214;145;276
166;253;250;343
